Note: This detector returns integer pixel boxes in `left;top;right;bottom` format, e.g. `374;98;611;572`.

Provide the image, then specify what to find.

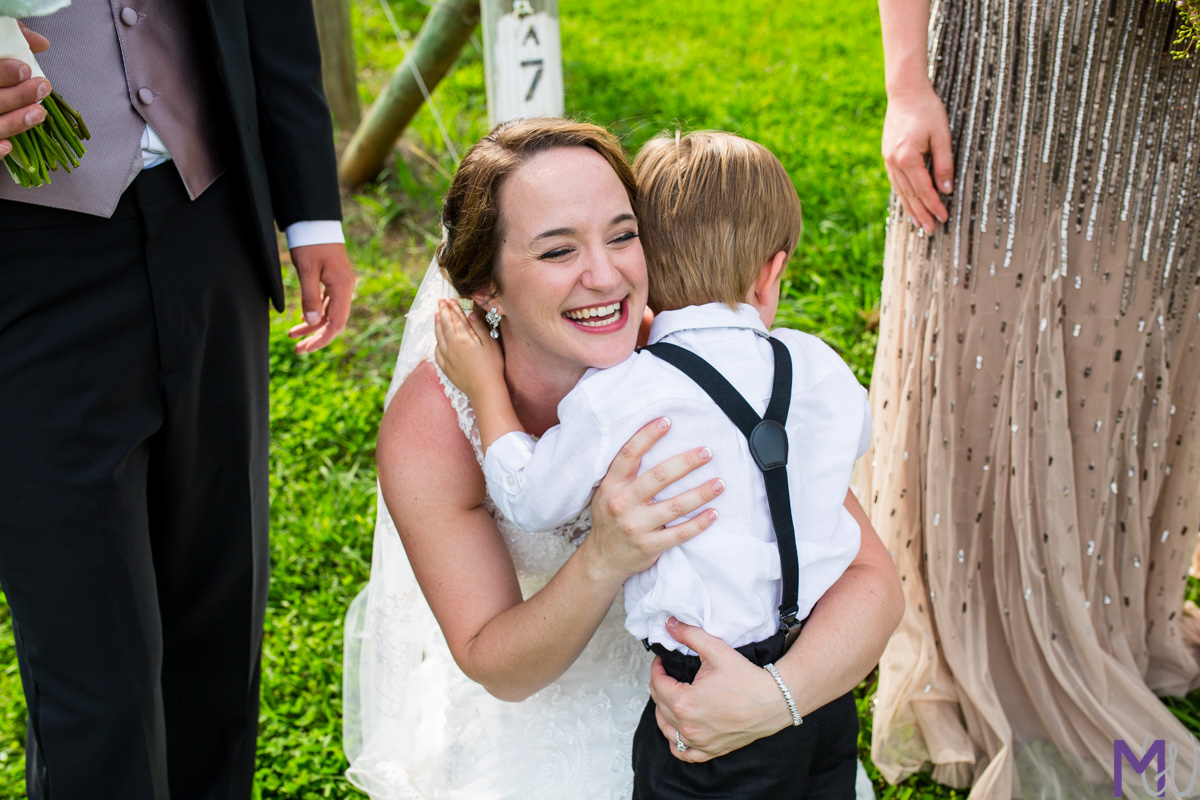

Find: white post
480;0;564;126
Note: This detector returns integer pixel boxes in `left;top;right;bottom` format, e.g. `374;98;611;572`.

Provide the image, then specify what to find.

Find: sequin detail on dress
863;2;1200;797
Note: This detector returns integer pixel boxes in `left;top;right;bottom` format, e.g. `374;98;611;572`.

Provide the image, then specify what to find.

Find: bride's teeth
566;302;621;322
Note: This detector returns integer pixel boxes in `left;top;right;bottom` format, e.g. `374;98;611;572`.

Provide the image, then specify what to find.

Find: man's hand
0;22;51;159
286;242;355;353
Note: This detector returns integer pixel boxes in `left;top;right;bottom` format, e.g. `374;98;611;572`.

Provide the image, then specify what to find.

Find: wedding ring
675;730;687;752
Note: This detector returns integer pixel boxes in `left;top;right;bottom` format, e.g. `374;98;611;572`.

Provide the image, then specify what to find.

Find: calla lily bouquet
0;0;89;187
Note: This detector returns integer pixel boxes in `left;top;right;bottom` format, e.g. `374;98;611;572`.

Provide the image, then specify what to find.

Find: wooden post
480;0;563;126
338;0;480;188
312;0;360;131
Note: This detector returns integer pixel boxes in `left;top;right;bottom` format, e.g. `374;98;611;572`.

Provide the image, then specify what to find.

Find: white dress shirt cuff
482;431;538;500
285;220;346;250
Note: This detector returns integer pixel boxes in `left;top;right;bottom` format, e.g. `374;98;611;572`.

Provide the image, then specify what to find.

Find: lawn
0;1;1194;798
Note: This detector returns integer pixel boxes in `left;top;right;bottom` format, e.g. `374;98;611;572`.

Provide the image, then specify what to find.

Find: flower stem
1;92;91;187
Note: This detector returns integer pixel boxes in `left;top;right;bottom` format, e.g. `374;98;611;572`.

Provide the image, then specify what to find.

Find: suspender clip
780;610;803;650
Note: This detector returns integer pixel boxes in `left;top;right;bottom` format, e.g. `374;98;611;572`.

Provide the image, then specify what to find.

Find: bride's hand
582;418;724;587
649;617;792;762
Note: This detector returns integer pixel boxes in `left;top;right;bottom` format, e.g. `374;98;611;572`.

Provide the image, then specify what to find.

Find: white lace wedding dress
342;260;650;799
343;259;879;800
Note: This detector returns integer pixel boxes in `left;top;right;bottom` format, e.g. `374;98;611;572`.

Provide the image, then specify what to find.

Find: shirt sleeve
284;220;346;249
482;388;608;532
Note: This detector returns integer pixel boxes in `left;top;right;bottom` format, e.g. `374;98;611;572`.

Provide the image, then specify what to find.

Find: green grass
0;1;1195;798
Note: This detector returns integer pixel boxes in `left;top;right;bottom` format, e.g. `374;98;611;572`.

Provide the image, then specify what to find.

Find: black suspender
642;338;801;634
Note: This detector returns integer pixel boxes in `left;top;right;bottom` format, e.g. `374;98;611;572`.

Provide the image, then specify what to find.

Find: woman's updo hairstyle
437;118;636;300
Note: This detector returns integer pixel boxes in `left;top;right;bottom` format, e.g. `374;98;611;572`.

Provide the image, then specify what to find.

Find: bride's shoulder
378;360;485;502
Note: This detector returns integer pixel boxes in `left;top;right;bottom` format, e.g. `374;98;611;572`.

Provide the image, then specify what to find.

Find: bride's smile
562;298;627;328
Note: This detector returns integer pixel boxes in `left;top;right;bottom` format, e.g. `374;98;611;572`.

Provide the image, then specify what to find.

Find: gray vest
0;0;230;216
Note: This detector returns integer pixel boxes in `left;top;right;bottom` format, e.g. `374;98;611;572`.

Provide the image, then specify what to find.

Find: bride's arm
648;489;902;759
379;361;722;702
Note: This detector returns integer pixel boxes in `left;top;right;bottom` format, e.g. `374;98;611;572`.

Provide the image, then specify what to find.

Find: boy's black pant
632;630;859;800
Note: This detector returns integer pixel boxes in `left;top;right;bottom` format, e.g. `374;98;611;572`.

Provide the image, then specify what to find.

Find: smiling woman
474;151;644;373
344;118;719;798
343;118;901;799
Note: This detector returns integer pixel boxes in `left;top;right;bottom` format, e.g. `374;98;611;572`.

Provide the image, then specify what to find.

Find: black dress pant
0;165;271;800
632;631;859;800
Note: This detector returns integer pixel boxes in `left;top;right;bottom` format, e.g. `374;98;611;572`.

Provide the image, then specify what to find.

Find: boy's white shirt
484;303;871;654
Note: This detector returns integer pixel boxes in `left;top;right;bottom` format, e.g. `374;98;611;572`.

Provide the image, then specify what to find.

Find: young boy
435;131;869;798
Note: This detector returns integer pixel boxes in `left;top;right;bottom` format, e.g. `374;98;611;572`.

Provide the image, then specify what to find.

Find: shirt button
506;475;516;487
120;7;139;26
137;87;155;105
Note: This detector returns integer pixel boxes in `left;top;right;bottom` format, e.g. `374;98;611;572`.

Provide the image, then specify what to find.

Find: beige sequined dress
862;0;1200;796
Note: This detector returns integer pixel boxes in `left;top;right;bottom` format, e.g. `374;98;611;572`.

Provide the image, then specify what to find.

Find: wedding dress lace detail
433;364;592;581
343;260;649;800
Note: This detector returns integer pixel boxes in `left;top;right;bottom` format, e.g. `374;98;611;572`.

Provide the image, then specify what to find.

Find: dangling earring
485;307;502;339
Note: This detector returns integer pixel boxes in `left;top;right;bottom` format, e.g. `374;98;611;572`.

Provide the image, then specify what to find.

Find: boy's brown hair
633;131;802;312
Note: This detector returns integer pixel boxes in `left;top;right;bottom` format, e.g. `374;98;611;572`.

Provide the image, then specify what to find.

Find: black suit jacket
205;0;342;311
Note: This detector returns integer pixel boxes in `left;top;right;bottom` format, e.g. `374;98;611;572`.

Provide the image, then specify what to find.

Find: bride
343;118;903;798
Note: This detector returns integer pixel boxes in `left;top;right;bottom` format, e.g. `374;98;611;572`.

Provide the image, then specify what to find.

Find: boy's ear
750;251;788;305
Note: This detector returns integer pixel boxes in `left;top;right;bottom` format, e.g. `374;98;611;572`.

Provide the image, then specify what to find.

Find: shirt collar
646;302;769;344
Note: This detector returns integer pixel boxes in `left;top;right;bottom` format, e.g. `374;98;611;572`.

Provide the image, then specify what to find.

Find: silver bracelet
763;663;802;726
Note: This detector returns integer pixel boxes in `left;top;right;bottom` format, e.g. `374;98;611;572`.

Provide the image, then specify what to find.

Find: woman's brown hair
437;118;636;300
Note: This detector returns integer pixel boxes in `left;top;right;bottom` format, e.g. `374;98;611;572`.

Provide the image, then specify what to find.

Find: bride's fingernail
667;616;680;628
698;447;712;461
658;417;671;430
712;478;725;494
706;508;719;521
304;311;320;325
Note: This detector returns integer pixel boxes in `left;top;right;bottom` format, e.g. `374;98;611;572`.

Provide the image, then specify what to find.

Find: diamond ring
675;730;688;752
